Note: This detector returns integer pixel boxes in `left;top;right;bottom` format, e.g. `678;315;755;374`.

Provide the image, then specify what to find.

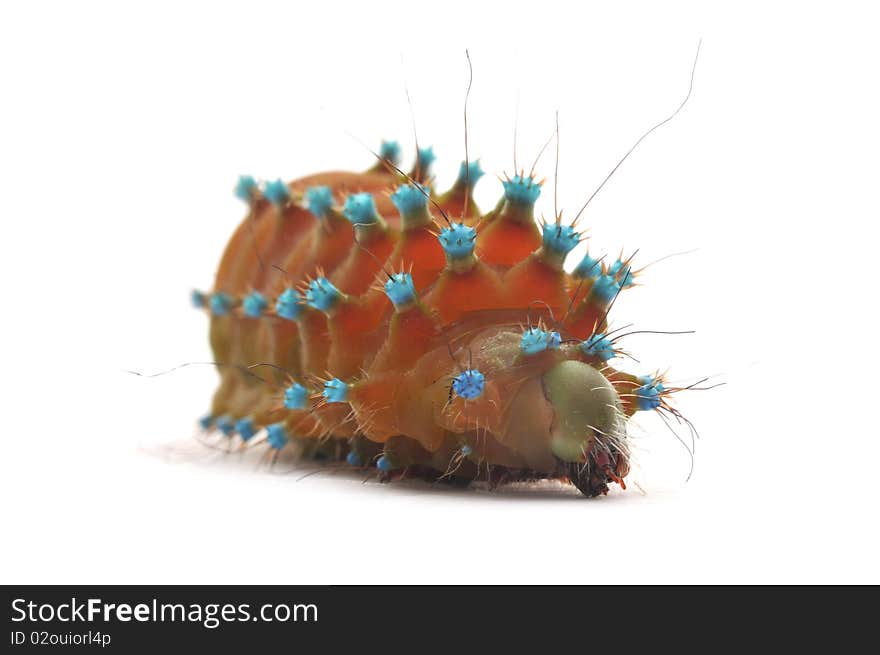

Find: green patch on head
542;360;624;462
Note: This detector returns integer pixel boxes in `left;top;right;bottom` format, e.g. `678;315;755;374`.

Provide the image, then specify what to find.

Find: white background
1;1;878;584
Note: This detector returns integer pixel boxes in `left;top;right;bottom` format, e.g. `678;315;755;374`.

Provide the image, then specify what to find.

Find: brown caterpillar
191;53;702;497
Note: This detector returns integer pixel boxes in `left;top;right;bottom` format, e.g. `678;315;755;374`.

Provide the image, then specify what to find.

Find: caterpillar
190;56;702;497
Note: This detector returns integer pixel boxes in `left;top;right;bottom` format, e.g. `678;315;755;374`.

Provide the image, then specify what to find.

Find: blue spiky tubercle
456;160;485;188
284;383;309;410
209;292;234;316
322;378;349;403
590;274;622;304
580;333;615;361
216;415;235;437
275;288;304;321
342;193;381;226
242;291;268;318
266;423;289;450
263;179;290;207
540;222;580;268
452;369;485;400
503;174;542;206
497;174;542;224
304;186;335;219
383;272;416;308
234;175;258;202
390;183;431;228
609;258;635;288
542;223;579;255
305;277;343;313
406;145;436;181
635;384;662;411
520;327;561;356
379;140;401;164
376;454;395;472
438;223;477;262
235;417;257;441
573;252;603;279
634;375;665;412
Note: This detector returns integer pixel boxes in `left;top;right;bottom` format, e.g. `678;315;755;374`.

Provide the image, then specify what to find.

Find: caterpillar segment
192;143;681;497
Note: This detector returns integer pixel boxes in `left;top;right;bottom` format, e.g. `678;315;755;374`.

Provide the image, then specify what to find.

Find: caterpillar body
192;139;690;497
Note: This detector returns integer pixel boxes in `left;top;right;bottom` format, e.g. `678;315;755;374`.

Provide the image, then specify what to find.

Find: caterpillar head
542;360;629;495
441;329;629;496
